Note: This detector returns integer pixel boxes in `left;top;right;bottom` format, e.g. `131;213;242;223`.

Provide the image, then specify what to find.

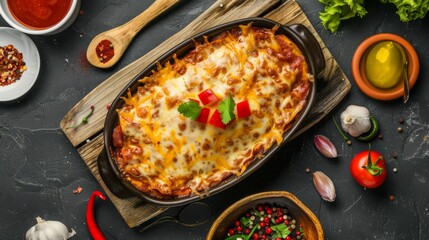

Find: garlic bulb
26;217;76;240
340;105;371;137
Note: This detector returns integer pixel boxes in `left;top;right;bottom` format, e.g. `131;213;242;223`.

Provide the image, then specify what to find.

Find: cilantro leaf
271;222;292;238
218;94;236;124
240;216;251;227
178;101;201;120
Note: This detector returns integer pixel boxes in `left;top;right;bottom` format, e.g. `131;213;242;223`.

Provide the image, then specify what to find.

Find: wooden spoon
393;42;410;103
86;0;181;69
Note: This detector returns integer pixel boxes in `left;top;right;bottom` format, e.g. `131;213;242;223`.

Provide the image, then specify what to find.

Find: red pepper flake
0;44;27;87
73;186;83;194
106;104;111;110
96;39;115;63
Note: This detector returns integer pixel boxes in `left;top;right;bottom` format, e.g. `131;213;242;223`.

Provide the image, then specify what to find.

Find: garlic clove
312;171;336;202
314;135;338;158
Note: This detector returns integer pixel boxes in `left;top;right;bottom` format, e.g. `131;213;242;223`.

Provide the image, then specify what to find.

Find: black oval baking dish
97;17;325;206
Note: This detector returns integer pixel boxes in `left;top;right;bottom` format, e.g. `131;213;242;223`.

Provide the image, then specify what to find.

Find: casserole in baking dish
98;17;325;206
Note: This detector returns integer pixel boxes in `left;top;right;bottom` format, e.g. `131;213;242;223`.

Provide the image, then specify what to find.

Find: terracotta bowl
206;191;323;240
352;33;419;101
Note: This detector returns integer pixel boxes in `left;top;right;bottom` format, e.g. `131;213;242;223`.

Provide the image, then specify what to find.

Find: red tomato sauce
7;0;72;29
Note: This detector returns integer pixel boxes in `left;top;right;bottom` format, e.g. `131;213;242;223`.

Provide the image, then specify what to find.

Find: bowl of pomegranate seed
206;191;323;240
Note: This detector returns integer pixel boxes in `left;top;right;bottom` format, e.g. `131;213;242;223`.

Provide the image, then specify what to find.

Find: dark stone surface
1;0;428;239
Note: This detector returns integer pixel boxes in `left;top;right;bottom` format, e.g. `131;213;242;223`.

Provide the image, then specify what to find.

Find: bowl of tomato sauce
0;0;81;35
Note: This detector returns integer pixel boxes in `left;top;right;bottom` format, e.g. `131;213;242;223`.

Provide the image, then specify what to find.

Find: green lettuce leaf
380;0;429;22
319;0;368;32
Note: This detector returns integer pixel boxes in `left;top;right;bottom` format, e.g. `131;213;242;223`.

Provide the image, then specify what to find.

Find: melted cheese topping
114;24;313;198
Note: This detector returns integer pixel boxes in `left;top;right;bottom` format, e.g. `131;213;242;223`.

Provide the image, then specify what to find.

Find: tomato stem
362;144;384;176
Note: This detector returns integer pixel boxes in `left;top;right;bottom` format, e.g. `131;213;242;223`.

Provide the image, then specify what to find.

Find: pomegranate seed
235;220;241;227
252;233;259;240
266;208;273;215
277;216;284;223
228;228;234;235
284;219;290;225
260;222;265;228
286;236;292;240
265;228;273;234
236;226;242;232
296;231;301;235
244;229;250;234
264;217;270;223
257;205;264;211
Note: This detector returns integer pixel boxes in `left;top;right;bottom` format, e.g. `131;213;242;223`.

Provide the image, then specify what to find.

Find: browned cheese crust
113;23;313;199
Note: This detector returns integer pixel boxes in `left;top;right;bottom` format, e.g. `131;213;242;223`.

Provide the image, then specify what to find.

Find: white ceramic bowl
0;27;40;101
0;0;81;35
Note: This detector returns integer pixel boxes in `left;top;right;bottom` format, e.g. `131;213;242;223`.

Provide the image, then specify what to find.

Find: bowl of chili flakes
0;27;40;101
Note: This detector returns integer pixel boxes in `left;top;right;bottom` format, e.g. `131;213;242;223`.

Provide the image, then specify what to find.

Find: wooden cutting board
61;0;351;228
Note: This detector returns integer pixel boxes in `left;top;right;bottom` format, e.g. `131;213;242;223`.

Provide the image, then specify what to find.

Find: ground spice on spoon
95;39;114;63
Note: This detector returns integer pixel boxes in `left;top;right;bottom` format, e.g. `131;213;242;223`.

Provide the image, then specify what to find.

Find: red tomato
350;150;387;188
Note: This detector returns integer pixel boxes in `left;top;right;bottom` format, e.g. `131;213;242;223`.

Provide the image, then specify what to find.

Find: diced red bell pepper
198;88;219;106
208;109;226;129
237;100;251;119
196;108;210;124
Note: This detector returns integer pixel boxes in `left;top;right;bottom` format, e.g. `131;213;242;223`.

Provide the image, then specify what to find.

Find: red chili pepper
86;191;107;240
198;88;219;105
208;109;226;129
196;108;210;124
237;100;251;119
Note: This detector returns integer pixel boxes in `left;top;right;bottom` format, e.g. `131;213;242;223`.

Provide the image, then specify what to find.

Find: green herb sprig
67;105;95;129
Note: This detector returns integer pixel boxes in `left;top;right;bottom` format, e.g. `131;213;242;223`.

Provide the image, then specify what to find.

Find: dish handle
288;24;325;77
97;148;134;198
